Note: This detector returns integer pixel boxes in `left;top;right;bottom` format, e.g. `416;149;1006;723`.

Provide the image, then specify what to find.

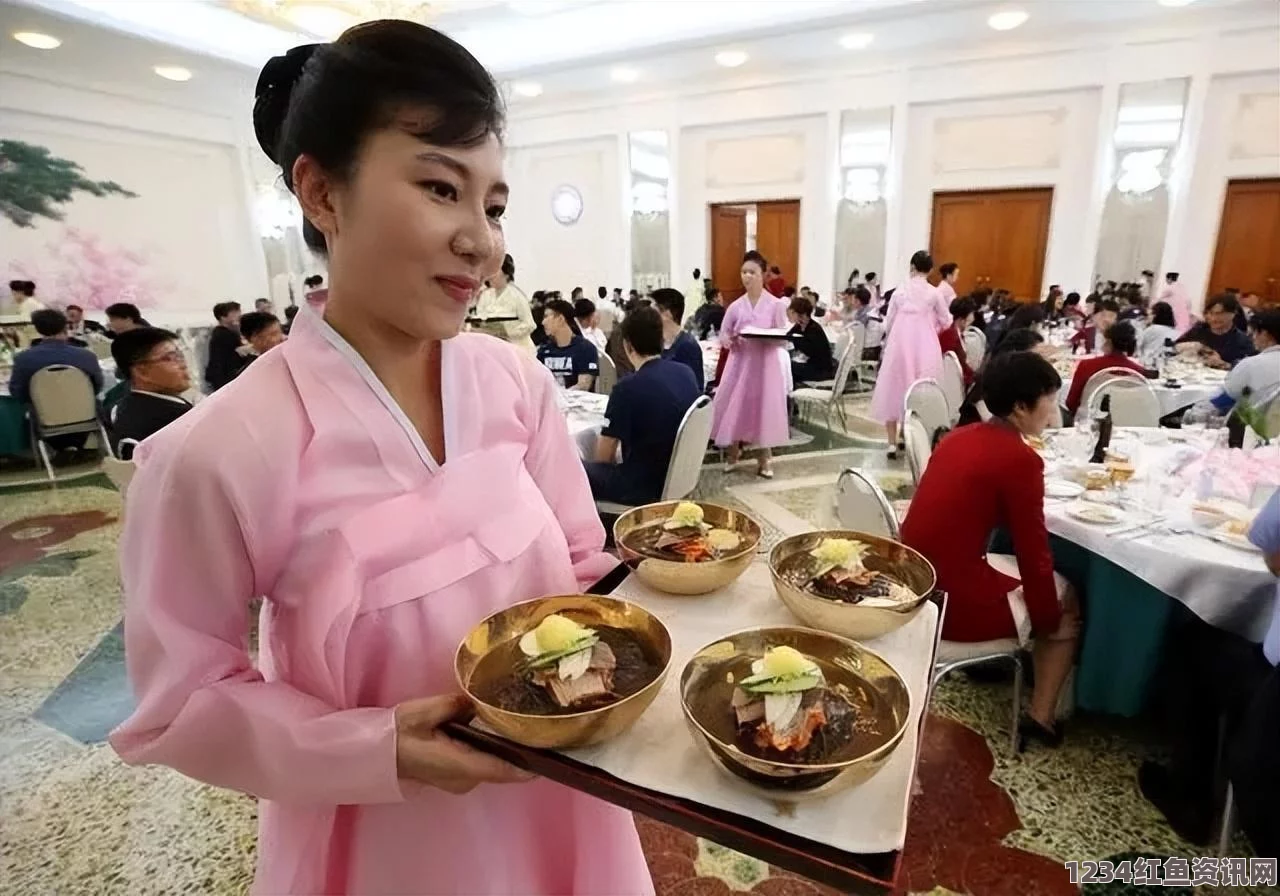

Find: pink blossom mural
10;226;166;311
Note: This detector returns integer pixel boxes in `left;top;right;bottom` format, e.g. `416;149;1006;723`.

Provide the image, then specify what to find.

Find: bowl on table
767;529;935;640
455;595;671;749
613;501;762;595
680;625;911;800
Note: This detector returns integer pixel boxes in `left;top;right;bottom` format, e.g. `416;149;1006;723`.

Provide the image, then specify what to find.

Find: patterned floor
0;429;1261;895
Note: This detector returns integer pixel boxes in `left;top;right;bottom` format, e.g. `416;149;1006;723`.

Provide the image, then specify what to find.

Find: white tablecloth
565;561;938;855
1041;429;1275;640
1054;355;1225;417
559;390;609;459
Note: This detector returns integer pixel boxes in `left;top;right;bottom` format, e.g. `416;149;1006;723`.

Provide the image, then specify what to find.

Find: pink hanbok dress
1158;282;1193;333
108;306;653;895
710;292;790;448
870;274;952;424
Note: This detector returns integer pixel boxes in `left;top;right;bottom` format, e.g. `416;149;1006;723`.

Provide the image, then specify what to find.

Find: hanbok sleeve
719;300;741;348
109;420;404;806
933;289;952;333
520;358;616;588
503;287;535;342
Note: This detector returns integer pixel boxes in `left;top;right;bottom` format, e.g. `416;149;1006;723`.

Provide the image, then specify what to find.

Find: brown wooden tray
443;564;948;894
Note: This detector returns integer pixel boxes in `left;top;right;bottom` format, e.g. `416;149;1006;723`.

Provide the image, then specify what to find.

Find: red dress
937;325;973;386
1064;352;1146;416
900;421;1061;641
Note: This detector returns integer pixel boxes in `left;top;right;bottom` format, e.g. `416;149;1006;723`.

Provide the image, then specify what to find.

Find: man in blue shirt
536;299;598;391
8;308;104;403
585;306;700;507
1140;489;1280;848
650;288;704;391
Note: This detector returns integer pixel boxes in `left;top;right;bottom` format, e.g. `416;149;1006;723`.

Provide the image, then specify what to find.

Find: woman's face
741;261;763;292
1013;392;1056;437
491;270;509;290
301;120;507;342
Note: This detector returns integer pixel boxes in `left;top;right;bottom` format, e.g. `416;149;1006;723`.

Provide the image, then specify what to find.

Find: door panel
929;194;990;296
710;205;747;301
756;200;801;291
1209;178;1280;304
930;188;1053;301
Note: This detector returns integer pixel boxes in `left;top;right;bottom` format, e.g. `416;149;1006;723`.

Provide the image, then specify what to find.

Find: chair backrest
1080;366;1146;415
963;327;986;371
834;467;901;538
28;365;98;429
939;352;965;420
1088;376;1162;427
661;395;714;501
903;409;933;485
850;322;867;361
904;378;951;440
103;456;137;497
828;335;859;397
595;350;617;396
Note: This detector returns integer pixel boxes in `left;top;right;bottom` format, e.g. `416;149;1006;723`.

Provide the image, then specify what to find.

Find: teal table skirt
0;395;28;456
992;532;1172;716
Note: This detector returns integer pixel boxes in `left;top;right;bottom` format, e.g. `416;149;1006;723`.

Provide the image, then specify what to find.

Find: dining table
558;388;610;459
1051;351;1227;418
1027;426;1277;715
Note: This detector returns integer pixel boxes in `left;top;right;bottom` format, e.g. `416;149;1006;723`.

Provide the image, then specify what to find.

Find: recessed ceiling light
12;31;61;49
153;65;193;82
715;50;748;68
1157;0;1197;6
611;66;640;84
512;81;543;98
987;9;1029;31
838;32;874;50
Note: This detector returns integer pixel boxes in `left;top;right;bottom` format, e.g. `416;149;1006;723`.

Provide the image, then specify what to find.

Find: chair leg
1217;782;1235;856
99;424;116;459
36;439;56;482
1010;652;1024;754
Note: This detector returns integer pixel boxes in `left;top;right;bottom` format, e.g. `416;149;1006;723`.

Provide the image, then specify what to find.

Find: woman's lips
437;276;479;304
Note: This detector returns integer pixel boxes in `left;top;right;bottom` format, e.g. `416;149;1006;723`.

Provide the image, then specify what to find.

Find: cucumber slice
526;636;599;669
742;672;822;694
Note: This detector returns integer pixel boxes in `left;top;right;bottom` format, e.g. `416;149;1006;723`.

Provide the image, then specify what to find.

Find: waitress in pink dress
870;250;952;456
711;250;790;478
108;22;652;896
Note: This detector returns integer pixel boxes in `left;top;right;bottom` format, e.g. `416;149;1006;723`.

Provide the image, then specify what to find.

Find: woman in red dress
1063;319;1145;417
901;351;1081;749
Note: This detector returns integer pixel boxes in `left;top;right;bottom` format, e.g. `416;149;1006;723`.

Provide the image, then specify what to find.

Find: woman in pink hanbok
108;22;653;896
1157;271;1194;333
711;250;790;478
870;250;952;455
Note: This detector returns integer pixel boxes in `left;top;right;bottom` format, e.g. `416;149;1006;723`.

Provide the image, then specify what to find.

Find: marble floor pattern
0;445;1262;895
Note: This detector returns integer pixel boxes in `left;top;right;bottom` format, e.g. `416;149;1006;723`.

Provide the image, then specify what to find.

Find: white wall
0;71;267;324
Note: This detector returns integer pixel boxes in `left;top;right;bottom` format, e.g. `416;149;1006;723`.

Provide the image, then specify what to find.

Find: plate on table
1045;479;1085;499
1066;503;1124;525
1208;522;1259;552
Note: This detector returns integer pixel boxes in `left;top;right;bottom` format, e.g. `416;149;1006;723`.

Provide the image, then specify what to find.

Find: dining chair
932;640;1024;753
1087;376;1162;428
789;337;859;433
27;365;115;481
1078;366;1148;417
963;326;986;371
940;352;966;422
595;395;713;516
103;455;137;499
902;409;933;486
595;351;618;396
904;378;951;442
833;467;900;538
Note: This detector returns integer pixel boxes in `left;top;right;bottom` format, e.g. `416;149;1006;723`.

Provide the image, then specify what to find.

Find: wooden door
1209;178;1280;304
756;199;801;290
930;187;1053;301
710;205;748;301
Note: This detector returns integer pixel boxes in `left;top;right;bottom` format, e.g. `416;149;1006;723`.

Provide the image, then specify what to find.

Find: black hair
1063;292;1080;307
304;274;324;288
285;305;300;321
105;302;142;323
783;286;796;297
240;311;280;340
9;280;35;297
543;298;581;336
597;286;607;300
866;272;876;282
66;304;84;313
789;296;814;318
1149;301;1175;328
650;287;685;322
1141;269;1154;278
910;250;933;274
111;327;179;381
1249;308;1280;344
572;298;596;321
619;305;663;357
571;286;583;299
1097;298;1121;315
983;351;1062;418
742;250;768;271
1166;272;1179;282
30;308;67;337
692;268;701;280
500;254;515;281
853;285;871;304
253;20;504;254
939;261;958;278
213;301;242;321
1106;320;1137;356
950;297;975;320
1205;293;1240;315
769;265;781;275
705;287;720;302
1005;303;1045;333
992;328;1045;355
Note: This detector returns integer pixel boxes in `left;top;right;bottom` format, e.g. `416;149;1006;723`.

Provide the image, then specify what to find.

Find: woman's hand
395;695;535;794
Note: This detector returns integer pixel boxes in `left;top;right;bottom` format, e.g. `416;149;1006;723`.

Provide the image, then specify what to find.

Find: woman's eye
486;204;507;222
420;180;458;201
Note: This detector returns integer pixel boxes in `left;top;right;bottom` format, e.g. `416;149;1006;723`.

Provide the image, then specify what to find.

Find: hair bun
253;43;320;164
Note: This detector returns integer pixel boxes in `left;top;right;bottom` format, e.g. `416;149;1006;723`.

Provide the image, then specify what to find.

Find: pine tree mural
0;138;137;228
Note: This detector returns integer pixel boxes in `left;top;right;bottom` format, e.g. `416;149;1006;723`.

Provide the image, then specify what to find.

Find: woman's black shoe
1017;716;1064;752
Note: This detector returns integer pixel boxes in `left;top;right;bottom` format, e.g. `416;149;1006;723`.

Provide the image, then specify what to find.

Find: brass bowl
613;501;762;595
768;530;935;640
455;595;671;750
680;625;911;800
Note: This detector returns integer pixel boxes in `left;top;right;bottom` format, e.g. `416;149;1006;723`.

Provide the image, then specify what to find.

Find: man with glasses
109;328;193;458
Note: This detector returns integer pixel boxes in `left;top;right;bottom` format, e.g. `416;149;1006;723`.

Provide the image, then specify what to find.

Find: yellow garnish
706;528;741;552
665;501;705;530
519;614;592;657
760;645;816;679
808;537;868;571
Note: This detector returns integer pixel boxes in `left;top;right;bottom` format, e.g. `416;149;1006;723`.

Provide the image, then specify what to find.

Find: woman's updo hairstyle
909;250;933;274
742;250;768;271
253;20;505;253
